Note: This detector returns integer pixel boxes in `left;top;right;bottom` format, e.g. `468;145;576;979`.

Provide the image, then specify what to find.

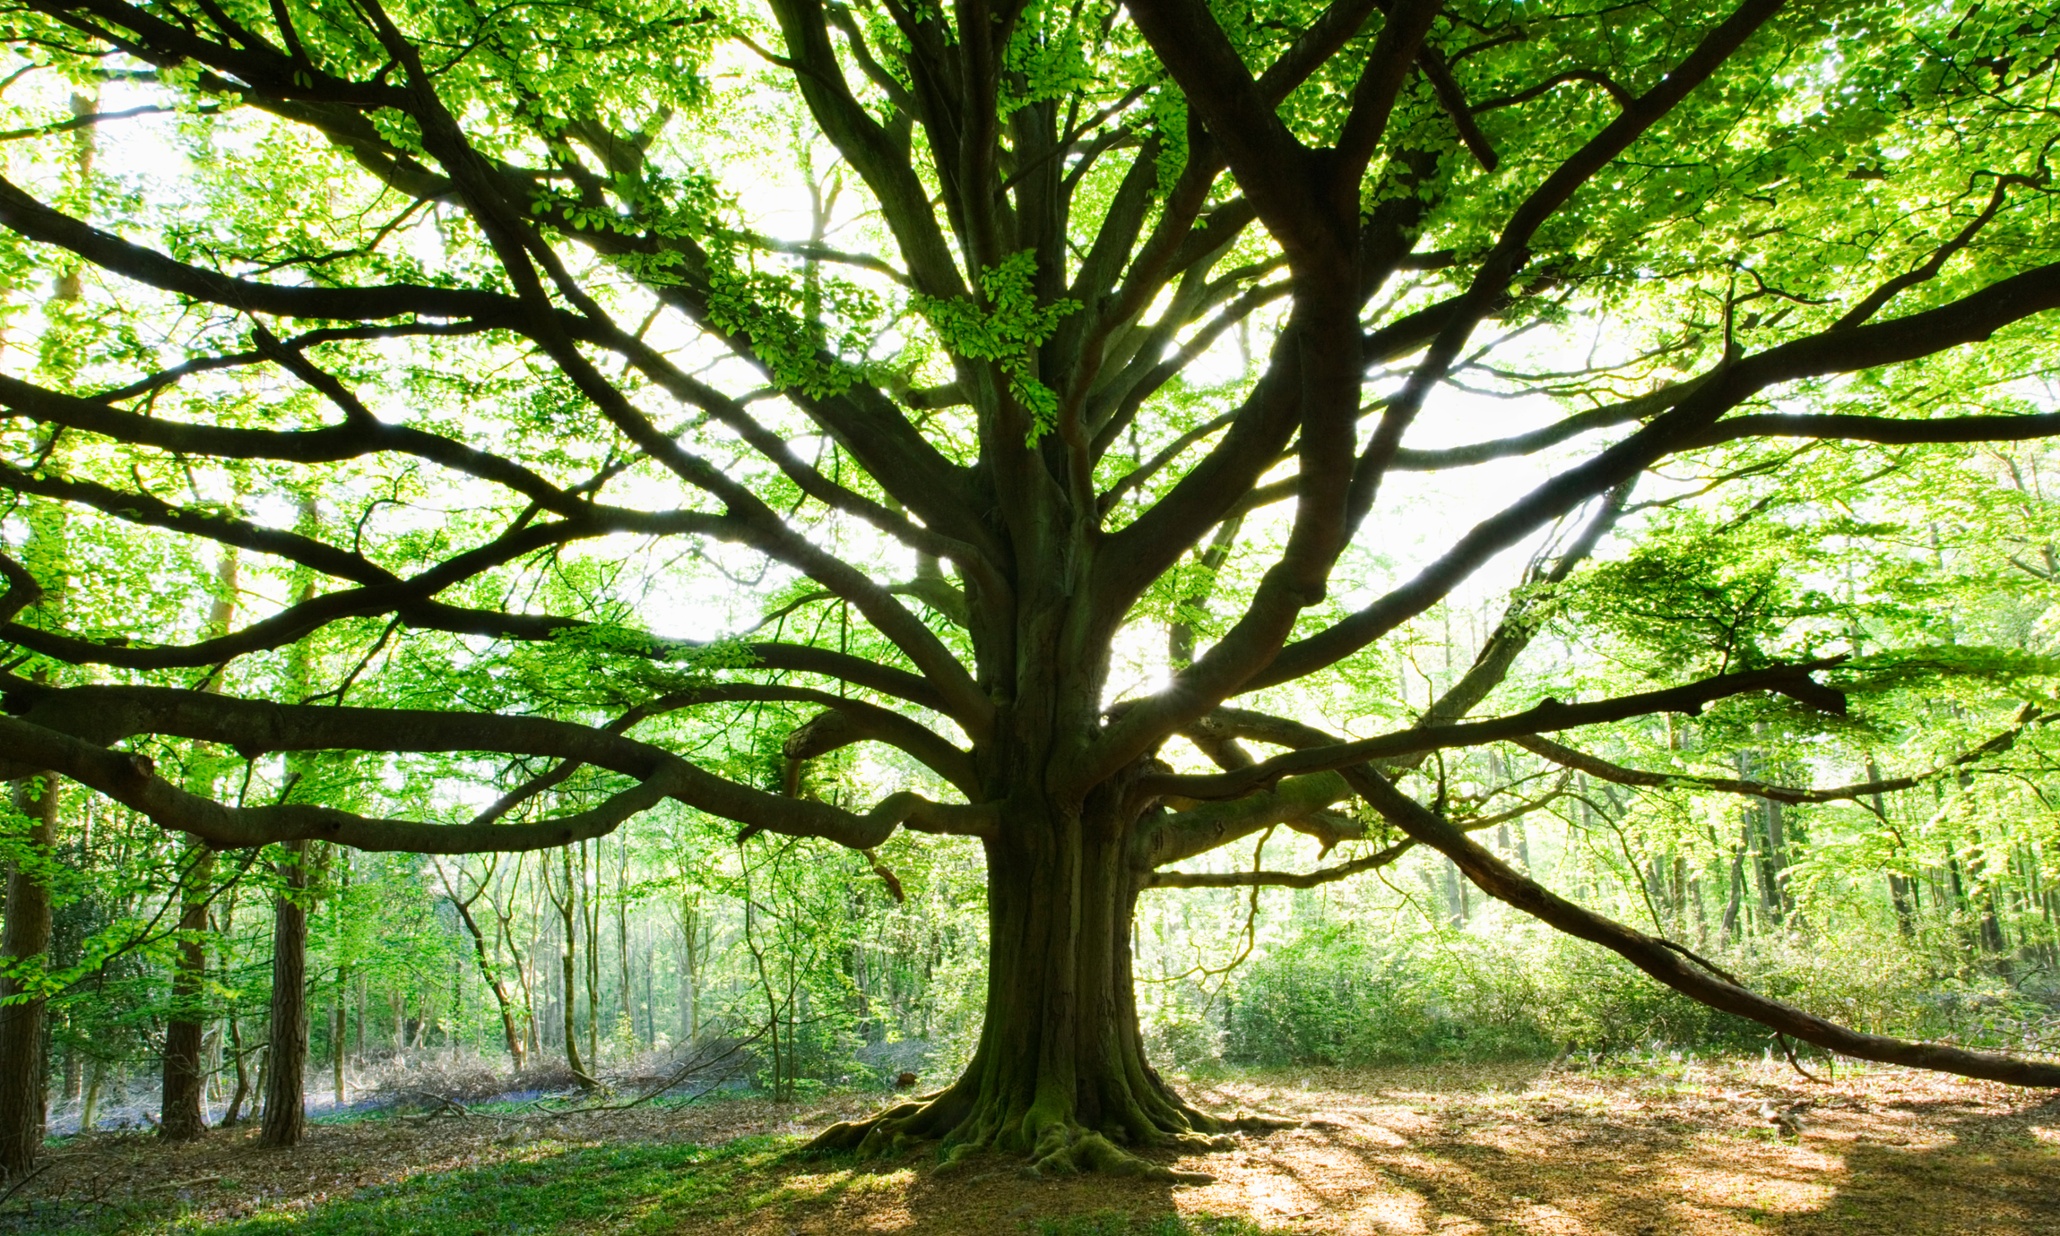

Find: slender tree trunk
510;880;540;1061
517;943;537;1060
221;1007;249;1126
1720;830;1747;943
214;885;249;1127
0;771;59;1176
1968;833;2011;970
252;1026;270;1123
251;506;320;1141
159;843;214;1140
161;535;242;1140
582;841;599;1066
742;887;783;1101
561;916;586;1083
1765;797;1795;921
679;893;700;1045
548;847;593;1087
485;856;536;1063
1887;873;1917;937
615;842;633;1042
449;958;462;1061
261;839;309;1146
78;1059;100;1135
449;888;525;1070
1946;851;1978;955
640;941;654;1048
333;961;348;1107
1866;761;1916;937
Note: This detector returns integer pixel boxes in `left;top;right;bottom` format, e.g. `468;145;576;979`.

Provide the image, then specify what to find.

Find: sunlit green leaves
913;250;1078;439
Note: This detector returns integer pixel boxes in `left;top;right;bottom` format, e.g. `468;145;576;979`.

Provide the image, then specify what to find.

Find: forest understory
3;1059;2056;1236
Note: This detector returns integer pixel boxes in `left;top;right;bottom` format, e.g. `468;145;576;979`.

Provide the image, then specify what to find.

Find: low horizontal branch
1142;771;1359;869
1146;780;1564;887
1350;765;2060;1088
1696;410;2060;448
0;710;678;853
1513;711;2041;805
1142;660;1846;801
1147;839;1411;888
0;697;996;853
1388;372;1713;470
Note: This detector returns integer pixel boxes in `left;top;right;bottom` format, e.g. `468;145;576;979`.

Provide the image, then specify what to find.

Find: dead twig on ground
0;1161;52;1207
407;1023;771;1125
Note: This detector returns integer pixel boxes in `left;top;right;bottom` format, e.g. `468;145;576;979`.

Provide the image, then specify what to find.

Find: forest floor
5;1057;2057;1235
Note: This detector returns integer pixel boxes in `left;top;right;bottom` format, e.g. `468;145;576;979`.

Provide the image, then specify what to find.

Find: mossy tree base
807;1079;1234;1182
808;800;1277;1181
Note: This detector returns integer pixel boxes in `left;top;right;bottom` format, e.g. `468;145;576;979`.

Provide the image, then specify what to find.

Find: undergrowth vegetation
1201;916;2058;1072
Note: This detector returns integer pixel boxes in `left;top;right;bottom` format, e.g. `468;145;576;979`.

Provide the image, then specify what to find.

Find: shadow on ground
7;1062;2056;1234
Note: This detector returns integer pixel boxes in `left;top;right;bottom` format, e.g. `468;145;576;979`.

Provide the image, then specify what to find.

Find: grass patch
48;1136;799;1235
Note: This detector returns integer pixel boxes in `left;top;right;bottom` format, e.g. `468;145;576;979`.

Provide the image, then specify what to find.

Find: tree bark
260;839;309;1147
0;771;59;1176
811;800;1222;1178
160;841;214;1139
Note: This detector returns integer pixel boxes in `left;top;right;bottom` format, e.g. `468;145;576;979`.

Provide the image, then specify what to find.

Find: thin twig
0;1160;52;1207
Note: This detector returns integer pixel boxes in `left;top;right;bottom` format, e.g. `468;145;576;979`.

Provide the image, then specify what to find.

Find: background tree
4;0;2060;1179
258;838;310;1147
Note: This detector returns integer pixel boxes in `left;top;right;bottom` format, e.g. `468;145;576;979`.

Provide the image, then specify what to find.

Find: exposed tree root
805;1082;1277;1182
1025;1125;1216;1182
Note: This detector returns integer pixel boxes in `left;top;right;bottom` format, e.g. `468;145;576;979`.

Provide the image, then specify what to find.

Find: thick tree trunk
261;839;309;1147
0;771;59;1176
159;842;214;1140
811;801;1224;1178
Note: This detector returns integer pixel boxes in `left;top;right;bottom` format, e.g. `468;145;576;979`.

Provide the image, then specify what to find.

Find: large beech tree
3;0;2060;1176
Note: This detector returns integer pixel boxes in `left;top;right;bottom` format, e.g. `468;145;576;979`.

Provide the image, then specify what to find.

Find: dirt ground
9;1059;2059;1234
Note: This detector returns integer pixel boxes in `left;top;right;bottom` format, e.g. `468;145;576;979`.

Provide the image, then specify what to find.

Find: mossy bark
811;799;1225;1178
